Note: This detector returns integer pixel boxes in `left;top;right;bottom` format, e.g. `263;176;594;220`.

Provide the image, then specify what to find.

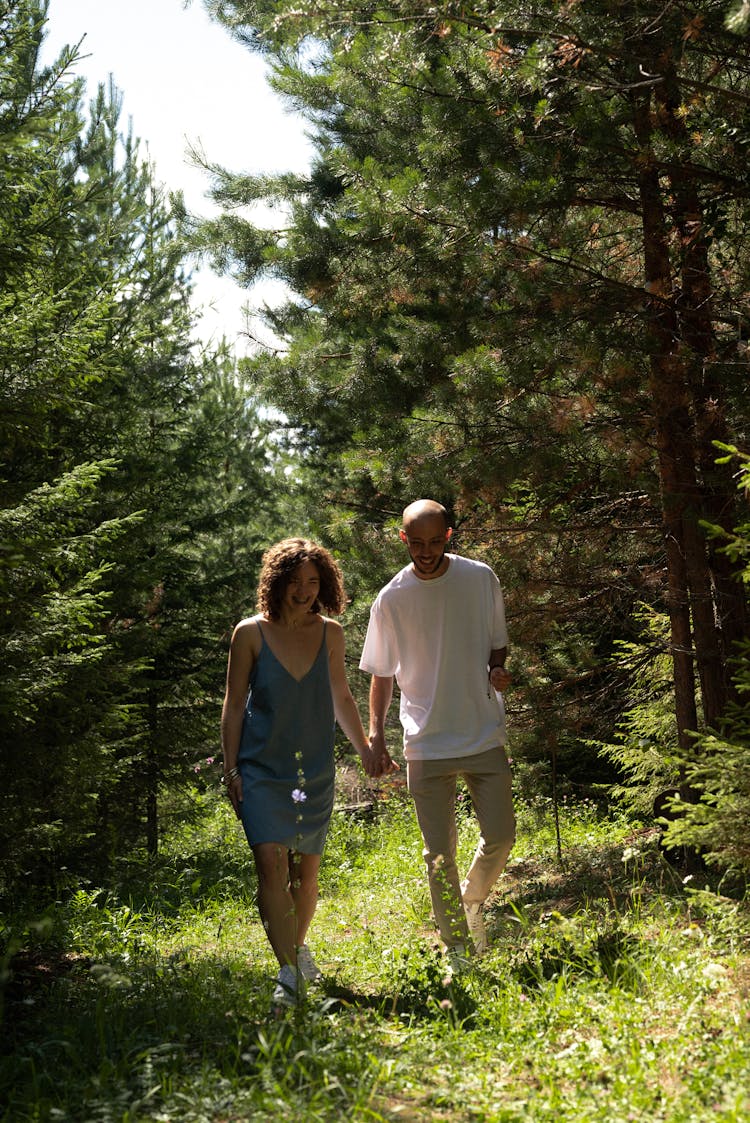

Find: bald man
359;500;515;968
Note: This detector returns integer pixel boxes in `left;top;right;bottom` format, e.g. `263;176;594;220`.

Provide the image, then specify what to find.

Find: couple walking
221;500;515;1007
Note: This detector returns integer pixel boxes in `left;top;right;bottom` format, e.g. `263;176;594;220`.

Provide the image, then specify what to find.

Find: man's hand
490;665;511;692
360;733;400;778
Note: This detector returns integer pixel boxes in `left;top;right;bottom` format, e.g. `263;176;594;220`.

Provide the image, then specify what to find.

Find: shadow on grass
1;942;476;1121
0;951;321;1117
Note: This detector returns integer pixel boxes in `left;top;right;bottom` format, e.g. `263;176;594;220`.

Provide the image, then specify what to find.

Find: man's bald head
402;499;449;532
400;500;452;579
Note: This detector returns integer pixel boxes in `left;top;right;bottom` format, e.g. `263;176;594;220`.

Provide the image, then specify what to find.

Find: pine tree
0;2;289;894
0;1;139;890
202;0;750;773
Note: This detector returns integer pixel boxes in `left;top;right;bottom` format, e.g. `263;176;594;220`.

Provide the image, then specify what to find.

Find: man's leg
460;746;515;906
407;758;471;948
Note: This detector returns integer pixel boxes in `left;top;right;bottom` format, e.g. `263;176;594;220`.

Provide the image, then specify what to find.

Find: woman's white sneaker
272;963;305;1008
296;945;322;982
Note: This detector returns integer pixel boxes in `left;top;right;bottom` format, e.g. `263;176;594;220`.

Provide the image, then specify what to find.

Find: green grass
2;781;749;1122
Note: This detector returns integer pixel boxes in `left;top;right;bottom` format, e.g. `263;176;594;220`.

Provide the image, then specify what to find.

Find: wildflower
205;756;215;765
292;788;307;803
439;998;453;1010
702;961;728;982
193;764;201;773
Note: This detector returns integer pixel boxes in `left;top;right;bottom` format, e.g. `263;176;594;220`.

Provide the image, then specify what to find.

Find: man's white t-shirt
359;554;508;761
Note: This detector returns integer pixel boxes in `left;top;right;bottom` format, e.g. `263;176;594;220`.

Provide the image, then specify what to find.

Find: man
359;500;515;966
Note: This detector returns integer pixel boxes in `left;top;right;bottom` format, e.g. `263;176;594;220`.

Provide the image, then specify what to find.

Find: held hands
490;665;512;693
359;733;400;779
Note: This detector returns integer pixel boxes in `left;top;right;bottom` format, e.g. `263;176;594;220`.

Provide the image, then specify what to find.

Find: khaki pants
407;745;515;948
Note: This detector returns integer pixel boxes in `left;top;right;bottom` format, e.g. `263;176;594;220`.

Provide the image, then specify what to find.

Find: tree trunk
146;685;159;856
634;93;699;753
656;66;749;710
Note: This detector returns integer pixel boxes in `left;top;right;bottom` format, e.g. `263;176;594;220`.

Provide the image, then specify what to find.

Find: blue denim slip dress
238;621;335;853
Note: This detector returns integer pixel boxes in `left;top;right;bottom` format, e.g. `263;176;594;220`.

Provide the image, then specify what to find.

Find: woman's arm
328;620;399;778
327;621;370;755
220;618;258;813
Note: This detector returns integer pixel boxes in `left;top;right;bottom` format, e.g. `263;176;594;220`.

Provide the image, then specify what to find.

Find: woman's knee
253;843;289;887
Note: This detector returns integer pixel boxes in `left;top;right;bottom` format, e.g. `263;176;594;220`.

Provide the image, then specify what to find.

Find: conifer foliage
0;1;281;895
203;0;750;780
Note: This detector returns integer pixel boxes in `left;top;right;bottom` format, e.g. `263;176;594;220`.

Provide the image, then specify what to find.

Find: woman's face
282;559;321;616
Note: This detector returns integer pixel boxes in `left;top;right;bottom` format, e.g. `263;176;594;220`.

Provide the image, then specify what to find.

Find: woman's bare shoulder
232;615;264;649
323;616;345;646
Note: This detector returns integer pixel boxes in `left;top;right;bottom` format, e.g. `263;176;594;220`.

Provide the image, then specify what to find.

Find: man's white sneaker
272;963;305;1008
465;901;488;955
446;943;473;975
296;945;322;982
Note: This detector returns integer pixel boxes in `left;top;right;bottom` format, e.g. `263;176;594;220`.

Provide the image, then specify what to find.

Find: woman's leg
288;851;322;948
252;842;298;967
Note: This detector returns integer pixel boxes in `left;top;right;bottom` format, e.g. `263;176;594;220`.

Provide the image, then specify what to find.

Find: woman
221;538;371;1008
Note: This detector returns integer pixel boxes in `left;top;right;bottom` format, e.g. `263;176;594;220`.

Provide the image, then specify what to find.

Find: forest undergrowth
2;772;749;1122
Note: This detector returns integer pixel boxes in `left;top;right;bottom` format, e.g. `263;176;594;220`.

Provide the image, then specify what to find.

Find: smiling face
400;511;452;580
282;559;321;616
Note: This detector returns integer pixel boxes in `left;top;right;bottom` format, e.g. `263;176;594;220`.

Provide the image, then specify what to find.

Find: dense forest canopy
197;0;750;859
0;0;291;895
2;0;750;901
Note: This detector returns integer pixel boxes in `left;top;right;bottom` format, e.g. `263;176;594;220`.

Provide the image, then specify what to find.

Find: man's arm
365;674;400;777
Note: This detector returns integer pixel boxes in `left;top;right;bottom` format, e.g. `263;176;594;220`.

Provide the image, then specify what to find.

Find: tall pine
202;0;750;775
0;2;286;895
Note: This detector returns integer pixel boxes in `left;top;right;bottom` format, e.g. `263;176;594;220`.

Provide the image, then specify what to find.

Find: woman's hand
361;733;399;778
226;772;243;818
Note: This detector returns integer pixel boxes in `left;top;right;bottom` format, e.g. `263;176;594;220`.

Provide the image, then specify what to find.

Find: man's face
400;515;452;579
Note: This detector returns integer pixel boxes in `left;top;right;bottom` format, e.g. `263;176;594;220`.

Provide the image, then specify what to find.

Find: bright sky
41;0;313;355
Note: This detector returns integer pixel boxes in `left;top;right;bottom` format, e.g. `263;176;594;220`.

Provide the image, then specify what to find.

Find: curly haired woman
221;538;372;1009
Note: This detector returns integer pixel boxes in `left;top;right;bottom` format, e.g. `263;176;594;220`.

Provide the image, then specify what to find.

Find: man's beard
409;547;447;576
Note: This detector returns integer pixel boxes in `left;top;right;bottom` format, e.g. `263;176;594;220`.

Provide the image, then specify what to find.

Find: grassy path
2;788;749;1121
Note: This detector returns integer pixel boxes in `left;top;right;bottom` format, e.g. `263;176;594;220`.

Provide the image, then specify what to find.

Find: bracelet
222;766;240;785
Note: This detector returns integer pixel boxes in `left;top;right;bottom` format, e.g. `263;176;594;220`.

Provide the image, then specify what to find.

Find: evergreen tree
201;0;750;778
0;0;138;891
0;2;288;895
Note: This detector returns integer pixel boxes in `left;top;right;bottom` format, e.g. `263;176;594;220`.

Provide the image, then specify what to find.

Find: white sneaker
446;943;473;975
465;901;488;954
296;945;322;982
272;964;305;1008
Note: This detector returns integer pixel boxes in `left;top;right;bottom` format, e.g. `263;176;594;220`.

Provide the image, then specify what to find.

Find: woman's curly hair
256;538;347;620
